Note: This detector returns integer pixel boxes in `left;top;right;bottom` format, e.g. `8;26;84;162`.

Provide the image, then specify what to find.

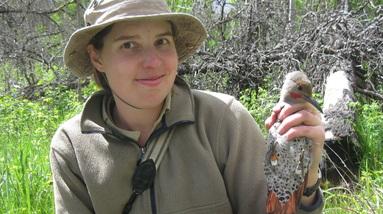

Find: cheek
164;51;178;74
103;54;135;74
169;60;178;75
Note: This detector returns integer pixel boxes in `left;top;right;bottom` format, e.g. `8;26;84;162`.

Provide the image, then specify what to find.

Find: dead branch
355;87;383;101
0;0;75;15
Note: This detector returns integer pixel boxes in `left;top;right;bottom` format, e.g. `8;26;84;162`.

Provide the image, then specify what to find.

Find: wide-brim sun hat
64;0;207;78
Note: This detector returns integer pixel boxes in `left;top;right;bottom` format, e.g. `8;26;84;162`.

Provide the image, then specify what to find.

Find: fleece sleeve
50;127;94;214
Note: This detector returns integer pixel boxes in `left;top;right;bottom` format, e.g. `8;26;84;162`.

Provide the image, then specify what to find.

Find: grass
323;169;383;214
0;85;382;213
0;87;85;213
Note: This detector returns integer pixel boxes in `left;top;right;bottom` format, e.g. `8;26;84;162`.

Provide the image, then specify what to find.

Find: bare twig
0;0;75;15
355;87;383;101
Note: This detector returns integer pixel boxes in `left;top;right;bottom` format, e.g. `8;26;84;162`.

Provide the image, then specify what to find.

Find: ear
87;44;104;72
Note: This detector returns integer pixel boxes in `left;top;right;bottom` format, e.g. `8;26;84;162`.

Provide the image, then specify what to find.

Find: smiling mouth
136;75;165;87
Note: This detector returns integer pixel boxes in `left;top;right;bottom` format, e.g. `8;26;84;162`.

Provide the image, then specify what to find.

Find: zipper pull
138;146;146;163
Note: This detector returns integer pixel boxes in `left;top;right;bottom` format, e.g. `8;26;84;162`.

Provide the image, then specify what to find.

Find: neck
112;97;163;145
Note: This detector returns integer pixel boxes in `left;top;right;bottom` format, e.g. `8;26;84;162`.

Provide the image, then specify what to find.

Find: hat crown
85;0;171;26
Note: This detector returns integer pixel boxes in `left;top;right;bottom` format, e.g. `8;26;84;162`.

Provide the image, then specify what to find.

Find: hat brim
64;13;207;78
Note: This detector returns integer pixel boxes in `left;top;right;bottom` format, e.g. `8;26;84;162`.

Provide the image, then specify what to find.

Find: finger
283;125;325;145
277;110;322;134
265;111;278;129
282;125;325;167
272;102;285;113
265;103;285;129
278;103;305;121
278;103;321;121
283;126;325;163
286;125;325;166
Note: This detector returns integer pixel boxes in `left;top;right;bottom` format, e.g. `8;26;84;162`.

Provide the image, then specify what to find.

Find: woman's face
88;20;178;109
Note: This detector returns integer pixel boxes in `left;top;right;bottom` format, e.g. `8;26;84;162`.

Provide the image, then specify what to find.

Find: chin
135;95;167;109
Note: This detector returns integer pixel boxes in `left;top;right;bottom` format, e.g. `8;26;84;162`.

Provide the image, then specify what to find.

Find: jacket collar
80;76;195;134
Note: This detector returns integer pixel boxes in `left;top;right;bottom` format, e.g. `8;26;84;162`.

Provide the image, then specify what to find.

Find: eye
155;38;170;47
122;41;136;49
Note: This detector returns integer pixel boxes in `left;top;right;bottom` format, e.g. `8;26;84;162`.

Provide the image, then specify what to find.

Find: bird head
280;71;322;113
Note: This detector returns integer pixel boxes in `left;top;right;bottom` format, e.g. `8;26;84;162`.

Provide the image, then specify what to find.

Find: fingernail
277;126;283;134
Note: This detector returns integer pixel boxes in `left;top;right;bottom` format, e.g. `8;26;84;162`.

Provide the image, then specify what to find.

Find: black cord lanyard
122;128;174;214
123;159;156;214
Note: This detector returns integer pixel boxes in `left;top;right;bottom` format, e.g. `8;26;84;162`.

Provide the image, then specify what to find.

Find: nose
142;48;161;69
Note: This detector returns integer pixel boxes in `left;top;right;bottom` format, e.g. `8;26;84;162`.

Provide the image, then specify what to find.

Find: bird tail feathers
266;182;306;214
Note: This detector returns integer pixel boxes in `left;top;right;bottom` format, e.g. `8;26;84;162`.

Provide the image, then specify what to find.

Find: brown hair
88;25;113;92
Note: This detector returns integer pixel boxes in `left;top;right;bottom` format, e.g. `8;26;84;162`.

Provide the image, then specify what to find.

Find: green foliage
353;101;383;170
167;0;194;12
35;65;55;86
66;2;79;17
0;63;22;93
239;87;325;134
207;39;218;49
296;0;305;11
50;13;62;25
350;0;383;12
323;169;383;214
0;86;90;213
240;87;278;135
35;24;47;35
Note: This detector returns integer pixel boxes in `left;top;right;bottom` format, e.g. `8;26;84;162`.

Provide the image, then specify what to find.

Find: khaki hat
64;0;207;77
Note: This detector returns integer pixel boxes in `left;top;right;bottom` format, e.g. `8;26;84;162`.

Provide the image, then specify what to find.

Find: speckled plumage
265;122;312;213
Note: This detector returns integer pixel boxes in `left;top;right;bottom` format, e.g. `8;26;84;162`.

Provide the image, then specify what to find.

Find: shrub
239;87;279;135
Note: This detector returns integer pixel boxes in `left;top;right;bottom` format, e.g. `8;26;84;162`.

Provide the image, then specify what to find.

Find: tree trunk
288;0;295;31
322;62;360;185
340;0;349;12
323;69;355;141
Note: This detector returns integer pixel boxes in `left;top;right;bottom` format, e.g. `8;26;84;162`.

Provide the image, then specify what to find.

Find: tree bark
323;69;356;141
288;0;295;31
340;0;349;12
322;63;360;185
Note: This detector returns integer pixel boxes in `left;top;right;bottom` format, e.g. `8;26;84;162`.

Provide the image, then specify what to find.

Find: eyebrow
156;31;173;38
113;31;173;42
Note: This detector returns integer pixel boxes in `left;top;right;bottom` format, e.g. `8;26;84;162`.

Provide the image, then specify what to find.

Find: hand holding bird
264;71;325;214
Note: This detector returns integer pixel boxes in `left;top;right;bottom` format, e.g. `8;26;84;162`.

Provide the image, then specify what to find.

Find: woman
50;0;324;213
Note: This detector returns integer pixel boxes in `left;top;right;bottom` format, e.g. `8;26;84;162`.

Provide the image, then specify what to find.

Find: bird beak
302;94;323;113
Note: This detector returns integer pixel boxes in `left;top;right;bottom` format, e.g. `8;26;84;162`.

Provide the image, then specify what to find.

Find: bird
264;71;322;214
